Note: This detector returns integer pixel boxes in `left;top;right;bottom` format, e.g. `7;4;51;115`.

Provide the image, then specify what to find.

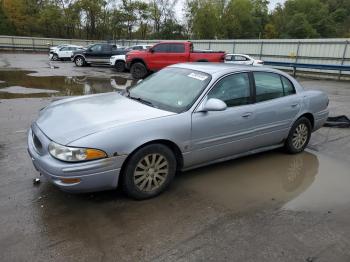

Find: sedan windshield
128;68;211;113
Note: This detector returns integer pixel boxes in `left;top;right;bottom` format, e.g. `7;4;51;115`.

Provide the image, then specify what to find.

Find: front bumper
110;58;115;66
27;124;127;193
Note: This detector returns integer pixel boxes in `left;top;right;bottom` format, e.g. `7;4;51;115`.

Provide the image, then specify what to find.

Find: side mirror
200;98;227;112
149;48;154;53
137;79;143;84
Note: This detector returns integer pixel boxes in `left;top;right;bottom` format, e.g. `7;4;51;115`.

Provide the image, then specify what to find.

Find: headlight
48;142;107;162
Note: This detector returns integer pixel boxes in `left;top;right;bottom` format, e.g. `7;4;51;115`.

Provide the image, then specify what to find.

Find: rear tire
130;62;148;79
114;61;126;72
74;56;86;67
285;117;312;154
122;144;177;200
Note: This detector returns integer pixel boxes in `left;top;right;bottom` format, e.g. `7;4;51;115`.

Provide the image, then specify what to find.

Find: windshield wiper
128;95;157;108
122;88;157;108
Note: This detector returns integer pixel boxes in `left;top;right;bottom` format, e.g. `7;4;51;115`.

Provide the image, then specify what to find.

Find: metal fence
0;35;349;77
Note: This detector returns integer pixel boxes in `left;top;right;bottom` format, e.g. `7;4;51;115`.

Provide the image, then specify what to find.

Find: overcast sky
174;0;286;21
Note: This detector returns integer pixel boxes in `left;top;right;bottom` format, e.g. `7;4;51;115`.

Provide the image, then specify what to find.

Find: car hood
36;92;175;145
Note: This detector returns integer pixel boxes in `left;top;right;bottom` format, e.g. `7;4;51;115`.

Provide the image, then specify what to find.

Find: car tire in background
122;144;177;200
74;56;86;67
114;61;126;72
130;62;148;79
285;117;312;154
52;53;59;61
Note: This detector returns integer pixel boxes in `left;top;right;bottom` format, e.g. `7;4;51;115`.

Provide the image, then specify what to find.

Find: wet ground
1;53;350;261
0;69;136;99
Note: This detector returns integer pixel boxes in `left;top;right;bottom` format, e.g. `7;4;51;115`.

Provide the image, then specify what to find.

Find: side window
254;72;284;102
234;55;248;61
225;55;233;61
60;47;69;51
281;76;295;95
207;73;251;107
169;44;185;53
153;44;169;53
102;44;112;52
90;44;102;52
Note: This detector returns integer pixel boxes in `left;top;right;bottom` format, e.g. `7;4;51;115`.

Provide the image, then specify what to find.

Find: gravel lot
1;53;350;262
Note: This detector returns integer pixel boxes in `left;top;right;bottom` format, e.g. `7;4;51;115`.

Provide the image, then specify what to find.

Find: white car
124;44;153;52
49;45;83;61
110;54;127;72
224;54;264;66
109;45;153;72
49;44;69;53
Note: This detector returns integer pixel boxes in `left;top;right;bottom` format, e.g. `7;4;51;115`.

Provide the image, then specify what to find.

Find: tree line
0;0;349;40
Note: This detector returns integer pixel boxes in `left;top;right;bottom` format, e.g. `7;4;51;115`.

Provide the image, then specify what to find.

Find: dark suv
71;43;127;67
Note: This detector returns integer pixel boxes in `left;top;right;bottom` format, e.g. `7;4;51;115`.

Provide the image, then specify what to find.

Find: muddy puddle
0;70;136;99
29;149;350;259
174;150;350;213
37;149;350;218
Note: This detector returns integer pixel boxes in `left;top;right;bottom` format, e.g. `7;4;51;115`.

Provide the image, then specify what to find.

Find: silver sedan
27;63;329;199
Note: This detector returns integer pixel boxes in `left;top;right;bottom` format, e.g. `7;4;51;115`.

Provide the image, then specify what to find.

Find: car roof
226;54;251;57
169;63;280;75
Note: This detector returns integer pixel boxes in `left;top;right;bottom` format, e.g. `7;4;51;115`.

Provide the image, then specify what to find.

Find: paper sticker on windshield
187;72;208;81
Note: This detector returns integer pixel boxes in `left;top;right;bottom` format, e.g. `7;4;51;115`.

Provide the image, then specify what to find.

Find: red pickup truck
125;41;225;79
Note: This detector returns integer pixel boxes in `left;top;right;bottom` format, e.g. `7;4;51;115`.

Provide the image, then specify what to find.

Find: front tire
122;144;177;200
114;61;126;72
52;53;59;61
130;62;148;79
285;117;312;154
74;56;86;67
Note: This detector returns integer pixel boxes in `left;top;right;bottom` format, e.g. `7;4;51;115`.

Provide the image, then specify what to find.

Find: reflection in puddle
0;86;59;94
283;152;350;212
176;151;318;212
0;70;136;99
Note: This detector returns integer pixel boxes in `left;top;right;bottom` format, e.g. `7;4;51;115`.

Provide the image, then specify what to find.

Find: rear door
249;71;301;148
100;44;113;63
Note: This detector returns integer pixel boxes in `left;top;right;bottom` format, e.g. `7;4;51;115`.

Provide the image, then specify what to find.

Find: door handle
291;103;299;108
241;112;253;118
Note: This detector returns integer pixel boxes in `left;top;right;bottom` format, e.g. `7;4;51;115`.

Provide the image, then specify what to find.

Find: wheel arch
118;139;184;185
115;59;125;64
130;58;148;69
298;112;315;129
74;54;86;61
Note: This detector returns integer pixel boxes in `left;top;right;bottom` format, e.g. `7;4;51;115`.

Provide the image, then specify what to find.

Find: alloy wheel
292;123;309;150
133;153;169;192
75;57;84;66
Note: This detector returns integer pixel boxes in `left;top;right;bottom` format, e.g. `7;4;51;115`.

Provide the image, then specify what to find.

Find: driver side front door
187;72;257;167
